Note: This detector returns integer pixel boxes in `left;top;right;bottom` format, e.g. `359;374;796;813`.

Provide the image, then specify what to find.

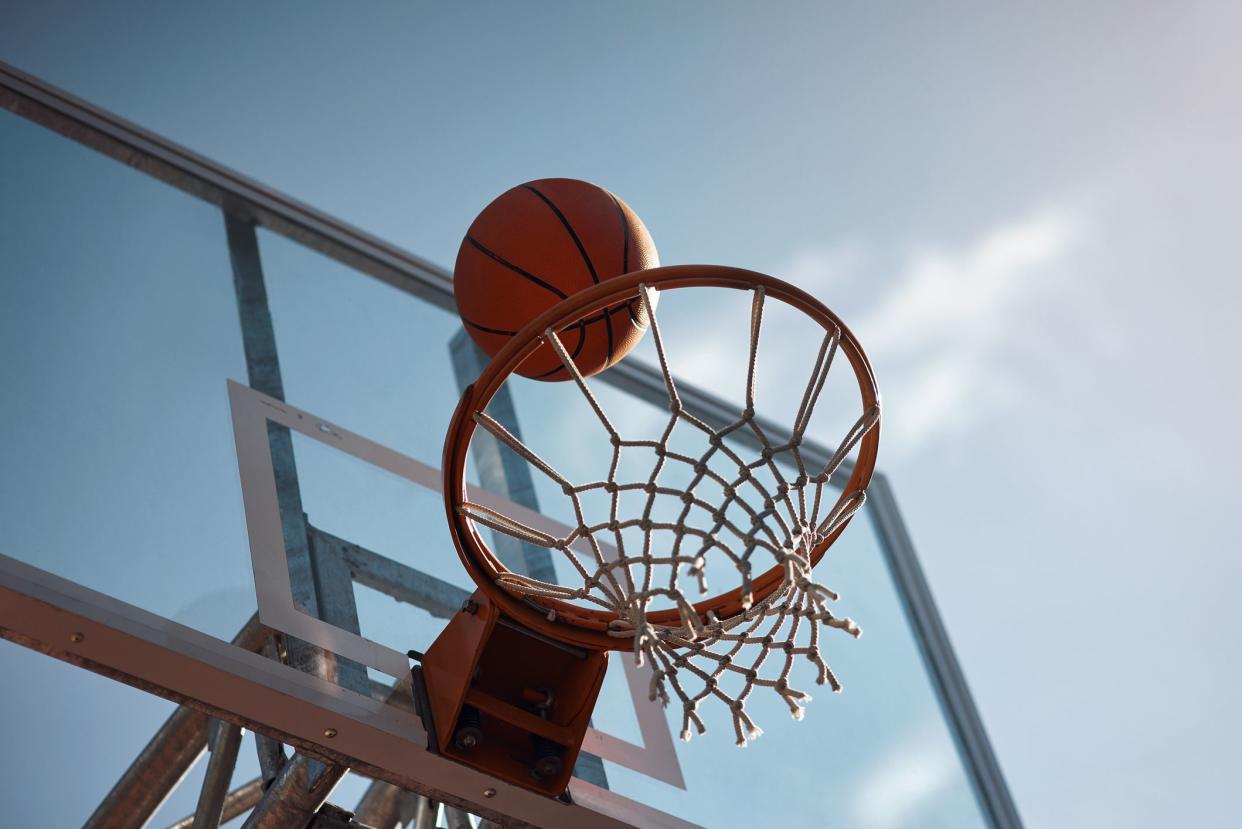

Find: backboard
0;62;1019;829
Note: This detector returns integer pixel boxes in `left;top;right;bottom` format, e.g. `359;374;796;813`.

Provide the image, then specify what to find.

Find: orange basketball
453;178;659;381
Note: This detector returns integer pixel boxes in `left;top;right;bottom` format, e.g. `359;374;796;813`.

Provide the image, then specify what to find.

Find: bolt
323;727;338;738
69;632;84;643
483;788;497;798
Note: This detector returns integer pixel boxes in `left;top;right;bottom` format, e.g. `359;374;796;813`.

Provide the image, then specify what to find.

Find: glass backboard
0;61;1019;829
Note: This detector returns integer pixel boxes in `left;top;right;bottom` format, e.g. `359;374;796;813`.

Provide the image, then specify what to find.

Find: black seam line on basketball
626;298;642;327
585;300;627;326
464;235;567;299
606;191;630;273
603;193;625;367
603;295;616;366
466;301;629;346
533;322;588;379
460;315;519;336
523;185;600;285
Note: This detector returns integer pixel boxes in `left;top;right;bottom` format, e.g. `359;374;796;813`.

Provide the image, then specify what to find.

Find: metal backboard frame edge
0;553;701;829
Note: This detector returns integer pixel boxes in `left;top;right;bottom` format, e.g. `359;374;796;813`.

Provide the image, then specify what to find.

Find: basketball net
458;284;880;746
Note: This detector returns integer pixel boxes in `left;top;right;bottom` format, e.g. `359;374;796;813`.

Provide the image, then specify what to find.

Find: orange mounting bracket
417;591;609;797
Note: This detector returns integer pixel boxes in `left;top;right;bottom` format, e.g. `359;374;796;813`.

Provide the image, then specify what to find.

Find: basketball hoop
443;264;880;746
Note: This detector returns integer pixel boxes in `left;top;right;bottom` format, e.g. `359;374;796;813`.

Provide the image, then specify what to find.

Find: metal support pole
82;704;210;829
449;329;609;789
165;778;264;829
353;780;438;829
255;732;287;791
240;753;346;829
405;795;439;829
448;329;557;583
255;638;289;788
442;806;475;829
353;780;403;828
191;720;244;827
226;210;369;698
83;614;268;829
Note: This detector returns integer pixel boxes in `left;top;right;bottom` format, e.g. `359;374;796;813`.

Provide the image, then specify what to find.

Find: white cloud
858;207;1079;355
851;724;962;829
785;205;1085;454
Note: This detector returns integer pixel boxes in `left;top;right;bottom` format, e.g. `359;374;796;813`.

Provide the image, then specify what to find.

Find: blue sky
2;2;1240;827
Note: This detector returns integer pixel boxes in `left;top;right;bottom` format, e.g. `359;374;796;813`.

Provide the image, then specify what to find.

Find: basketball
453;178;659;381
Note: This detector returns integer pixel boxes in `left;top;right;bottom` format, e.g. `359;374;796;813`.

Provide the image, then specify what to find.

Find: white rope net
459;285;880;745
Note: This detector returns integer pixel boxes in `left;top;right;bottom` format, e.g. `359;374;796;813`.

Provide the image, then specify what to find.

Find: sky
2;2;1240;827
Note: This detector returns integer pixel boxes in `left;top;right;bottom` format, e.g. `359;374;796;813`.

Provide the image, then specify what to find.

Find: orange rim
443;265;880;651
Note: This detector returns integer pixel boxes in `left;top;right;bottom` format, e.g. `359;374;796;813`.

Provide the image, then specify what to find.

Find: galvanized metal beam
192;720;244;827
80;613;269;829
165;777;264;829
255;636;289;789
449;330;557;584
226;211;368;696
443;806;475;829
353;780;438;829
81;703;209;829
241;753;346;829
353;780;405;828
312;526;467;620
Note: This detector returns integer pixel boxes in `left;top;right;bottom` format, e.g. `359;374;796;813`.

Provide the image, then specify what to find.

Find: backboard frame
229;379;686;789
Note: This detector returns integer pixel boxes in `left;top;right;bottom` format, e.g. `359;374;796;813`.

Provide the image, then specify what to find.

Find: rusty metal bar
82;613;267;829
192;720;244;827
407;795;440;829
255;638;289;788
443;806;475;829
241;753;346;829
165;777;264;828
353;780;406;828
82;703;210;829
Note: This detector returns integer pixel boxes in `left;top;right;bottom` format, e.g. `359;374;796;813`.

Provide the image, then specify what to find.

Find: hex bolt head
323;727;338;738
483;788;497;798
69;632;85;643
